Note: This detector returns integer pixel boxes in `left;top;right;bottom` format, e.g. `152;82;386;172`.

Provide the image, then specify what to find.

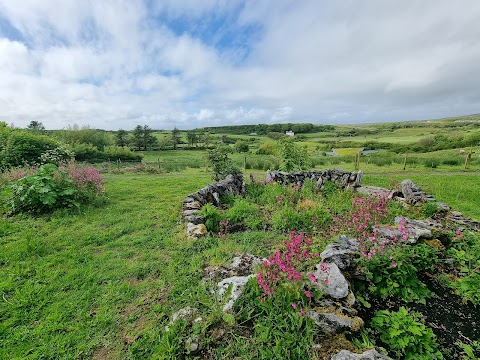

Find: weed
199;204;223;233
371;307;443;359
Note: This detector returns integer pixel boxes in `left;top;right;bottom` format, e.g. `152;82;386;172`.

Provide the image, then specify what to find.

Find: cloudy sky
1;1;480;130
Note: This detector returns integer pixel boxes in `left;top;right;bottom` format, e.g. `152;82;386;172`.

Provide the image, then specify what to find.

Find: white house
285;130;295;136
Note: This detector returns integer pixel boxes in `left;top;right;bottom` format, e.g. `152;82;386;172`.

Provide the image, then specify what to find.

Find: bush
4;163;105;214
39;146;74;165
0;129;59;168
278;138;309;172
371;307;443;359
70;143;104;162
234;140;249;153
256;142;277;155
69;144;143;163
234;233;321;358
358;244;438;303
206;147;241;181
103;146;142;162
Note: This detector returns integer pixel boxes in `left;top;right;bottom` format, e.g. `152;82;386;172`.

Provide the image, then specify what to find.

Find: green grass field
2;113;480;358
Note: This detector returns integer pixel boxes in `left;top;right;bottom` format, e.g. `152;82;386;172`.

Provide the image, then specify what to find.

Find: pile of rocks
169;237;391;358
265;169;363;190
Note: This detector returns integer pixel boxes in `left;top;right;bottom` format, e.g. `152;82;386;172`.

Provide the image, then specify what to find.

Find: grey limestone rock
355;186;393;199
321;236;359;270
186;223;207;238
308;310;363;334
312;262;349;299
171;307;199;323
217;275;255;313
331;349;391;360
401;179;436;204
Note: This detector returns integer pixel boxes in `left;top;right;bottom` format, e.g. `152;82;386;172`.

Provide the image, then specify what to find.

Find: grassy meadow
2;115;480;359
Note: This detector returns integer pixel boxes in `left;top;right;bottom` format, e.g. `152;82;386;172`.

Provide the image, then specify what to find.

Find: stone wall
265;169;363;190
182;173;244;237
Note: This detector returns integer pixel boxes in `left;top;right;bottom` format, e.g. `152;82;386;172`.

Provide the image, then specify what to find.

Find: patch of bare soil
355;273;480;359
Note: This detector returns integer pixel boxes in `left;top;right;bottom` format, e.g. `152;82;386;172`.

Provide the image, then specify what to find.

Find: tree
57;125;114;151
206;146;241;181
132;125;144;151
201;133;212;148
132;125;157;151
171;127;180;150
234;140;249;153
278;138;309;172
186;131;198;147
27;121;45;132
115;129;129;148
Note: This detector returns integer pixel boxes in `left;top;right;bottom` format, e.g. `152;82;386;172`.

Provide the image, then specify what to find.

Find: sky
1;1;480;130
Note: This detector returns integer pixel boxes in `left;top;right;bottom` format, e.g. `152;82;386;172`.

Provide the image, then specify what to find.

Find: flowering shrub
60;160;105;197
39;146;74;165
232;232;328;358
0;165;38;185
3;162;105;214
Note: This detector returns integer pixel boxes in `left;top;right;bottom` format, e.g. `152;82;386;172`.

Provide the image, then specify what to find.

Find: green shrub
234;140;249;153
103;146;142;162
199;204;223;233
358;244;438;303
70;143;104;162
206;147;241;181
371;307;443;359
278;138;309;172
0;130;59;167
4;163;105;214
39;146;74;165
256;142;277;155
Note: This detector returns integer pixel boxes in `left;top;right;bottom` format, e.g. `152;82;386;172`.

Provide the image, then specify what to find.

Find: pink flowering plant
334;194;392;259
60;160;105;198
3;161;105;214
234;232;327;358
257;232;326;310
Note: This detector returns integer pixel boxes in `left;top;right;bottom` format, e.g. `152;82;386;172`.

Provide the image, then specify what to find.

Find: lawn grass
0;174;208;359
0;173;286;359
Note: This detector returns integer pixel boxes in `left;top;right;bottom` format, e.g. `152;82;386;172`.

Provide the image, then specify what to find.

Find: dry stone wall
182;173;244;238
265;169;363;190
176;173;478;358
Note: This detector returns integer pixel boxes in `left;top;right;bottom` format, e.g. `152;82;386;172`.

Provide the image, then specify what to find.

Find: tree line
198;123;335;135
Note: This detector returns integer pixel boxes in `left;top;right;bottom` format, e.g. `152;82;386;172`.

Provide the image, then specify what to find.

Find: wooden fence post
464;150;472;170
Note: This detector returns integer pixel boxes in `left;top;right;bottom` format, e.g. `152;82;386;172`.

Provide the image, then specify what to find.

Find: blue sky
1;0;480;130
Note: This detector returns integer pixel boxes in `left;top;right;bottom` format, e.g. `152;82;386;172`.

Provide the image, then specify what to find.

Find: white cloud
1;0;480;129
